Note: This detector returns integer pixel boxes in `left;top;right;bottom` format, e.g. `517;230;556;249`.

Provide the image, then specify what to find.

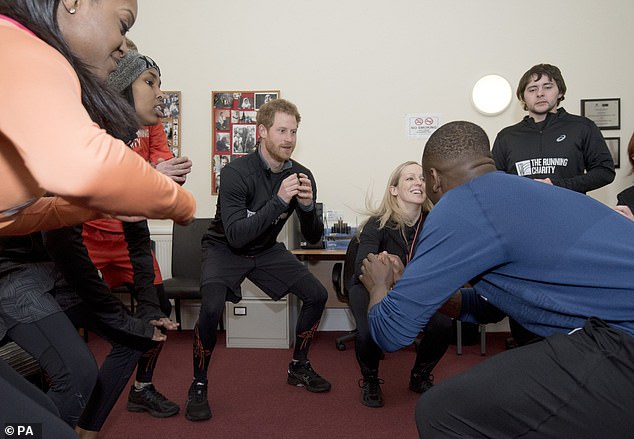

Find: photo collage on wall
211;90;279;194
161;91;181;157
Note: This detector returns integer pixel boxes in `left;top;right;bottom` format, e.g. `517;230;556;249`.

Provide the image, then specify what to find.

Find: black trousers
0;358;78;439
416;318;634;438
65;303;151;432
7;312;97;427
194;242;327;380
348;283;451;374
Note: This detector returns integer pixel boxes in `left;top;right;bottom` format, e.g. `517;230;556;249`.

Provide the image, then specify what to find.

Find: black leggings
0;359;79;438
119;282;170;384
348;283;451;374
65;303;151;432
193;274;327;381
7;312;97;427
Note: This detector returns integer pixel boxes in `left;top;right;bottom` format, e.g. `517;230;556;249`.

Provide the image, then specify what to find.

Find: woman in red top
79;51;192;434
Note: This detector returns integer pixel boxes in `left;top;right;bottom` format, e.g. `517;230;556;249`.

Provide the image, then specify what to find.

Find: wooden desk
291;249;346;308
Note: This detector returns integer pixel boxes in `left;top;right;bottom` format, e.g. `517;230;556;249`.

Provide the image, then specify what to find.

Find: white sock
134;381;151;390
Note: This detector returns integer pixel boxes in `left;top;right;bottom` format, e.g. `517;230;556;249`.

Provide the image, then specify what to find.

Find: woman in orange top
0;0;195;236
0;0;192;436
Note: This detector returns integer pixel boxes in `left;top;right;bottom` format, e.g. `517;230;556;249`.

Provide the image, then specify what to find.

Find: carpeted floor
89;330;509;439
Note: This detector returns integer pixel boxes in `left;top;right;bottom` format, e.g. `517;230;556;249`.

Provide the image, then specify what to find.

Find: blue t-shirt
369;171;634;352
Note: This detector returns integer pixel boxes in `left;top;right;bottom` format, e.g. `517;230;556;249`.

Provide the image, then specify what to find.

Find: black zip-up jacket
0;230;158;340
205;148;323;256
491;108;615;193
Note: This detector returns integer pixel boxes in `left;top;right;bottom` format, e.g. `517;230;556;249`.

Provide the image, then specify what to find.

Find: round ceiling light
472;74;513;116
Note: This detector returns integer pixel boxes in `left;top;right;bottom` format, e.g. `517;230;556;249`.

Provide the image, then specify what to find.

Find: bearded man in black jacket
185;99;330;422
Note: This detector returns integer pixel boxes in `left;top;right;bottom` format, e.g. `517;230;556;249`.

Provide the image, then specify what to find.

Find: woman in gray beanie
73;50;192;438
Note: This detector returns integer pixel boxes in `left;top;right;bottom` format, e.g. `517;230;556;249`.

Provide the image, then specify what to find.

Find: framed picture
211;90;279;194
161;91;181;157
581;98;620;130
605;137;620;169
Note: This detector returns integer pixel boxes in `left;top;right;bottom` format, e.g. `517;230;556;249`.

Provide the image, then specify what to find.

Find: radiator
151;233;173;279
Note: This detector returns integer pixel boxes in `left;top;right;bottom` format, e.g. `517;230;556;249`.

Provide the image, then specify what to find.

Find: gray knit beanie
108;50;161;93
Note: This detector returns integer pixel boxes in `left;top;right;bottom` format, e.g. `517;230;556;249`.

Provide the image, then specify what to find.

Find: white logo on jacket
515;157;568;176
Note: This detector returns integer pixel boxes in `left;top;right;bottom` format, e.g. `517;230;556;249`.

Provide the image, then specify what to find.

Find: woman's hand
148;317;180;341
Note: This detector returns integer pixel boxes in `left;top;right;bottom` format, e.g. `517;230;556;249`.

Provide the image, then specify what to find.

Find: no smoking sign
407;113;440;138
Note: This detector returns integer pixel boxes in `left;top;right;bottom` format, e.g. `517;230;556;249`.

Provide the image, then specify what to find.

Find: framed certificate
581;98;620;130
604;137;620;169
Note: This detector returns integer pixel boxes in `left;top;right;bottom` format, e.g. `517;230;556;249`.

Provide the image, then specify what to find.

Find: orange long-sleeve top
0;17;195;235
87;122;176;233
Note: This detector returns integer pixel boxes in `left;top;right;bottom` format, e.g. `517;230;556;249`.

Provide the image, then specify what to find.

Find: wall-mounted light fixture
472;74;512;116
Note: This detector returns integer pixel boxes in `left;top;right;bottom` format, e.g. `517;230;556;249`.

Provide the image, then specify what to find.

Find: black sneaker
359;377;384;408
185;381;212;422
287;361;331;393
409;371;434;394
127;384;180;418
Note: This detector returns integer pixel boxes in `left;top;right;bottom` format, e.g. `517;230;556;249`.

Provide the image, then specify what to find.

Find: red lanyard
406;214;423;264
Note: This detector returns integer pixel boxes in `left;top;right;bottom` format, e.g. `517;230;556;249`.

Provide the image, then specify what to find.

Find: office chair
331;237;360;351
162;218;212;331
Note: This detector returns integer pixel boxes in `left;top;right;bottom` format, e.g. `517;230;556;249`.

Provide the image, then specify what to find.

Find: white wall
132;0;634;224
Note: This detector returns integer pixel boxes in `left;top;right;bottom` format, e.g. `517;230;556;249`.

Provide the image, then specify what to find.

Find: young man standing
361;121;634;439
491;63;616;346
492;63;614;194
185;99;330;422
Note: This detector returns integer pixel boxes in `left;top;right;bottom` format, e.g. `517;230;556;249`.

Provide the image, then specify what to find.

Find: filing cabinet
225;279;298;348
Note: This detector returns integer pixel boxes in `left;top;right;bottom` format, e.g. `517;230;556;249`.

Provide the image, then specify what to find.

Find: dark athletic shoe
185;381;212;421
127;384;180;418
287;361;331;393
359;377;384;408
409;371;434;394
